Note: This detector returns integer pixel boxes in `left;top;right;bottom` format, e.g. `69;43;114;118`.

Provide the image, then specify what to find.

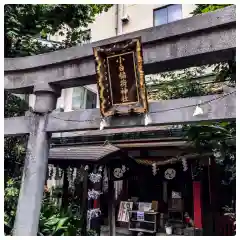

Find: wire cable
49;90;236;124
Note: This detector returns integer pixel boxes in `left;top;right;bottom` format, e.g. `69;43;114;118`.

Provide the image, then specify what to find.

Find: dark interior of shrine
100;161;196;234
49;146;235;236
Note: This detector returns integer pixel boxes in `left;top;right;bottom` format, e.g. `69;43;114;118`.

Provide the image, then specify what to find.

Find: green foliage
191;4;232;15
147;66;217;100
4;192;97;236
214;60;236;87
185;120;236;225
38;198;97;236
39;199;77;236
185;121;236;184
147;59;235;101
4;178;21;234
223;205;236;227
4;93;29;235
4;92;29;118
4;4;112;57
4;93;28;181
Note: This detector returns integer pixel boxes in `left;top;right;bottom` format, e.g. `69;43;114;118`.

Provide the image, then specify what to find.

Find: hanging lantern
164;168;176;180
113;168;123;178
112;164;128;179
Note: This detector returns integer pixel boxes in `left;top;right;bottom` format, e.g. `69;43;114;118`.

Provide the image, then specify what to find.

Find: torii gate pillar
13;84;60;236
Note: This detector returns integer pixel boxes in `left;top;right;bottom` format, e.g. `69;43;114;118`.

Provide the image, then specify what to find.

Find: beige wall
50;4;196;43
88;6;117;42
122;4;196;34
88;4;196;41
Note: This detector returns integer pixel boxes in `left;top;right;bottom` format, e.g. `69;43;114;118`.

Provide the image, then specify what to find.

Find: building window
154;4;182;26
85;89;97;109
72;87;97;110
72;87;86;110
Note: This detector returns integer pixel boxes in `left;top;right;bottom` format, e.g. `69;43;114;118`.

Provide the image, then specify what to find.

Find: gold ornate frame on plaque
93;37;148;117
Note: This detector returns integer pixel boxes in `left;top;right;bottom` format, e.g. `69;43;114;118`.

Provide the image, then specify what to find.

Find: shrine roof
48;143;121;164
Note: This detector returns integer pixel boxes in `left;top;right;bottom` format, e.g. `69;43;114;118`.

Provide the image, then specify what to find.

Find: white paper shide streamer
181;157;188;171
144;113;152;126
87;208;101;229
89;172;102;183
103;166;108;192
100;118;107;130
152;163;158;176
88;189;102;200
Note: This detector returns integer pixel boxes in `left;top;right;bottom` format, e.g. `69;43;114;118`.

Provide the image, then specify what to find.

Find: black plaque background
93;37;148;117
107;52;138;105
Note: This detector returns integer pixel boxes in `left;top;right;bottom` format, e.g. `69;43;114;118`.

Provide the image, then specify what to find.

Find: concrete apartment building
23;4;197;112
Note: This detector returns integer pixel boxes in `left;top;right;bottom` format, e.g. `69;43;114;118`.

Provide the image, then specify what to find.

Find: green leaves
147;65;222;101
4;178;21;234
191;4;232;15
38;198;86;236
4;4;113;57
186;121;236;185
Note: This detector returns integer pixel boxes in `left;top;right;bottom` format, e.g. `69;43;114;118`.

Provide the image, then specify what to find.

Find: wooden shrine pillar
93;198;100;208
193;181;202;229
13;83;60;236
191;160;204;235
93;166;101;209
108;169;116;236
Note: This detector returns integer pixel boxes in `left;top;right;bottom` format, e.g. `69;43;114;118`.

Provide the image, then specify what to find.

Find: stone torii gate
4;6;236;236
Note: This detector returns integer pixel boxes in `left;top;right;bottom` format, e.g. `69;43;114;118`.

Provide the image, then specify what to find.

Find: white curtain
114;180;123;200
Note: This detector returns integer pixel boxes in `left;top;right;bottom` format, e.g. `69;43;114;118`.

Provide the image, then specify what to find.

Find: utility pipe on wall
115;4;119;36
118;4;124;34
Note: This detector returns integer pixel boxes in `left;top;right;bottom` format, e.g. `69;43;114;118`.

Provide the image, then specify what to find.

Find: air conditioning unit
121;14;129;23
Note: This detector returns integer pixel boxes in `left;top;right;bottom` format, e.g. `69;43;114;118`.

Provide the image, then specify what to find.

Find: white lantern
164;168;176;180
